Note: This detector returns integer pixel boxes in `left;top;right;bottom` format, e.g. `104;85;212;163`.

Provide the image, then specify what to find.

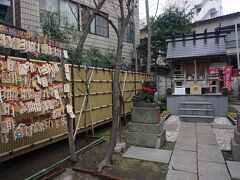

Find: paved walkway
166;122;231;180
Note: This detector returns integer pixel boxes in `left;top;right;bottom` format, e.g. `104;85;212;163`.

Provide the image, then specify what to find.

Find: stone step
179;115;214;123
180;108;213;111
230;102;240;105
234;130;240;144
226;161;240;180
180;111;213;116
180;102;212;109
180;108;213;116
231;139;240;161
181;102;212;105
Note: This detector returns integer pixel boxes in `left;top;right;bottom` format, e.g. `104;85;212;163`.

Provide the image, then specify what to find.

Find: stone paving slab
175;137;196;151
178;130;196;139
196;122;211;126
181;122;196;126
198;161;231;180
180;124;196;131
166;170;197;180
197;133;218;145
123;146;172;164
198;144;225;164
169;149;197;173
178;125;196;139
226;161;240;180
197;125;214;134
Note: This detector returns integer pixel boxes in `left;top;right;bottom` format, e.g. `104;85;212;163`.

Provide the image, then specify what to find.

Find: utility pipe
235;19;240;69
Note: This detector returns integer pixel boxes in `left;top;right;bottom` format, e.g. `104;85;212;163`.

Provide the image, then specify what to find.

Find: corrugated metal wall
0;56;152;162
167;37;226;59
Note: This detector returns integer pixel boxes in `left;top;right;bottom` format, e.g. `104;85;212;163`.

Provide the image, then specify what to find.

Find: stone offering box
127;106;166;148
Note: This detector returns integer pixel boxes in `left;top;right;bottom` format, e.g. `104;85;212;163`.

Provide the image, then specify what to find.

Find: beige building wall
14;0;140;64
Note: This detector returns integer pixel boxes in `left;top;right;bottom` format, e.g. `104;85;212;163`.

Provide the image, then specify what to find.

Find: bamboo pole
74;70;94;139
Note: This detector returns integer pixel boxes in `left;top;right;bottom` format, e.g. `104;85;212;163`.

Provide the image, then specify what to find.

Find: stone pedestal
232;130;240;162
127;106;166;148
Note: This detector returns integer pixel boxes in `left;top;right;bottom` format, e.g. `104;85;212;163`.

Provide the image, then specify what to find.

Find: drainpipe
12;0;16;26
235;19;240;69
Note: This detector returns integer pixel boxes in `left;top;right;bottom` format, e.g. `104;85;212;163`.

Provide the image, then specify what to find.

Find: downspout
235;19;240;69
12;0;16;26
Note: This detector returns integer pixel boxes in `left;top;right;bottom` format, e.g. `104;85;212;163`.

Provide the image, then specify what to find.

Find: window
123;23;133;43
40;0;59;24
0;0;12;24
40;0;79;30
81;5;109;37
40;0;58;13
90;15;109;37
59;0;79;30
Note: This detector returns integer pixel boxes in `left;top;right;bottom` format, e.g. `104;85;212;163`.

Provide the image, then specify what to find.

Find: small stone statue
132;81;157;103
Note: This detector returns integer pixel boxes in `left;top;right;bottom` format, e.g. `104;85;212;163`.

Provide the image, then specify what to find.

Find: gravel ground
164;116;181;142
213;128;234;151
212;117;232;126
212;117;235;151
164;116;235;150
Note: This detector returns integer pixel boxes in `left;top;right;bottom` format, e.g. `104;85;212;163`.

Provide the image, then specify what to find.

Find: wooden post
194;59;197;82
60;57;77;162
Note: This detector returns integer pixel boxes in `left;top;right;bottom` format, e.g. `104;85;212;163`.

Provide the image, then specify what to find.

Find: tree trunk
145;0;151;74
97;34;124;172
60;57;77;162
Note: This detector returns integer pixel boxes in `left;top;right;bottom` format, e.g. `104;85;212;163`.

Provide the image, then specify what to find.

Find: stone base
127;130;166;148
231;139;240;162
128;121;164;134
234;130;240;144
131;106;160;124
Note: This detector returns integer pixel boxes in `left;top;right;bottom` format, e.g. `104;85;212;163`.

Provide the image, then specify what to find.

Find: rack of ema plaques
0;55;73;162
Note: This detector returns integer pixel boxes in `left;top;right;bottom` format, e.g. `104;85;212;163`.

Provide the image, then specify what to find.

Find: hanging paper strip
223;66;233;91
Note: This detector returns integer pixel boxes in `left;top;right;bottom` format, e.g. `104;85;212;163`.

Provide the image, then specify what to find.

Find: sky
139;0;240;21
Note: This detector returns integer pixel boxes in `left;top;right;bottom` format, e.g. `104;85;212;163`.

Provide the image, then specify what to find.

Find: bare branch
76;0;107;56
124;0;135;29
93;0;98;7
119;0;125;21
152;0;160;22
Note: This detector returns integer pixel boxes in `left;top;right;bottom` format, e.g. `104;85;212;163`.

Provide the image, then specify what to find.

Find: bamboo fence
0;57;152;162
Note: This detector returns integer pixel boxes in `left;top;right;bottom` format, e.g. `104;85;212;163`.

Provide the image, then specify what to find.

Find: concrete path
166;122;231;180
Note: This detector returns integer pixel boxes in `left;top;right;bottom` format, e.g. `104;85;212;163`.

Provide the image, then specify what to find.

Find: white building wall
193;15;240;33
165;0;223;21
